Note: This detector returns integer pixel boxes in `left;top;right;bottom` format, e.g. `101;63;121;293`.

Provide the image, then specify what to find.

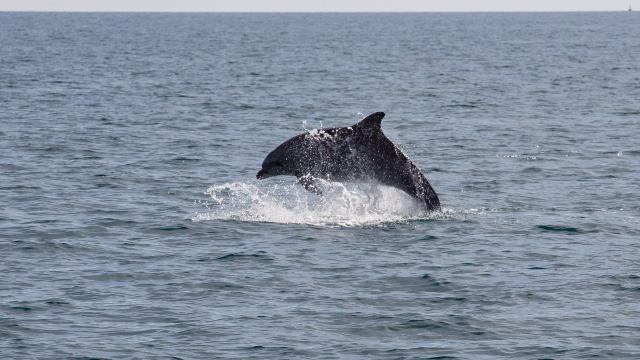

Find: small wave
613;110;640;116
536;225;599;234
215;252;273;261
192;180;472;227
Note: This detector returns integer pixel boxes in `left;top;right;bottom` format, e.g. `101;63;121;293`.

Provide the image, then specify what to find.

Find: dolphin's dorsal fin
355;112;385;131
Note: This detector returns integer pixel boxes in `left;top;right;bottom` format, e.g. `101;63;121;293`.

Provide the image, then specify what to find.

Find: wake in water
192;179;470;227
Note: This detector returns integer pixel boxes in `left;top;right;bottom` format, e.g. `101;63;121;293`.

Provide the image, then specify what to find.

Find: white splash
192;179;469;227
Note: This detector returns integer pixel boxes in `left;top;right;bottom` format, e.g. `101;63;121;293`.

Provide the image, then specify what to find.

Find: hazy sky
0;0;633;12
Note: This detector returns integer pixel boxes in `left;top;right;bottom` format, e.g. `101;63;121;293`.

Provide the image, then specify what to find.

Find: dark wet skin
257;112;440;211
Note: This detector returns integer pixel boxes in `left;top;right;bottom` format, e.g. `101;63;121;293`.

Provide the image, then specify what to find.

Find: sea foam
192;179;466;227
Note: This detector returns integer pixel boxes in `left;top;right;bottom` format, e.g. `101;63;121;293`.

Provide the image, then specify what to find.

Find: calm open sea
1;12;639;359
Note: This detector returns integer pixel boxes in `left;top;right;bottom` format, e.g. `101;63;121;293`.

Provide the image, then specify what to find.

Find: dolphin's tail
391;163;440;211
414;173;440;211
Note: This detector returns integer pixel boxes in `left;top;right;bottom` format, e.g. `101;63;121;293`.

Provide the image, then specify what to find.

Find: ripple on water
342;313;495;341
536;224;600;235
214;252;274;262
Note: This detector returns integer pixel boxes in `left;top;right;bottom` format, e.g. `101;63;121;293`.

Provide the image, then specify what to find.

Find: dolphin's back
297;127;364;180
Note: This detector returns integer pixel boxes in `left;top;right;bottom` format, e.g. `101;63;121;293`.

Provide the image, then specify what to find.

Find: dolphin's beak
256;169;267;179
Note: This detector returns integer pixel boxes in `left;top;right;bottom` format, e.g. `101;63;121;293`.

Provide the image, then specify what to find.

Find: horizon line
0;10;633;13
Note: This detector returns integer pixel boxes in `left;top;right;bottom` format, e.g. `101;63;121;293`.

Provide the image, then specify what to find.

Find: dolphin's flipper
298;174;322;194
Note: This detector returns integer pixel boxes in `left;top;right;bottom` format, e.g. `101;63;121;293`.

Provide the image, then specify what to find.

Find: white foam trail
192;179;477;227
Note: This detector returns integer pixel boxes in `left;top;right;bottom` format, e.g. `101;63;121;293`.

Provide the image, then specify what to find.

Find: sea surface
1;12;640;359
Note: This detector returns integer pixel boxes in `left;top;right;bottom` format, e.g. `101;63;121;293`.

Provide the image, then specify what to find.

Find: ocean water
1;12;639;359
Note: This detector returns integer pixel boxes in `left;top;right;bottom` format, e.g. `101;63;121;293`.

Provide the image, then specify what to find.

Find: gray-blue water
1;12;640;359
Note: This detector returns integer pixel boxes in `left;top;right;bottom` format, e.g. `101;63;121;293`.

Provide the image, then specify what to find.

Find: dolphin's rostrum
257;112;440;211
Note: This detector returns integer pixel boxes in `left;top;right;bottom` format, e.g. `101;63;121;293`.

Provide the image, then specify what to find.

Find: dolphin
256;112;440;211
